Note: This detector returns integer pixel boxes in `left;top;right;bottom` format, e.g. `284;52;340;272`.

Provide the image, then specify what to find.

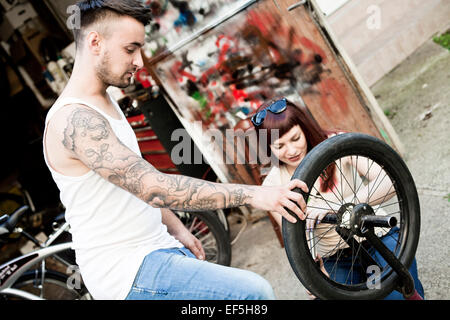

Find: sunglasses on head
251;98;287;127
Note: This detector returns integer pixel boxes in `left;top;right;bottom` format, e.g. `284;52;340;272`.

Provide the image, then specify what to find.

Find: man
43;0;308;300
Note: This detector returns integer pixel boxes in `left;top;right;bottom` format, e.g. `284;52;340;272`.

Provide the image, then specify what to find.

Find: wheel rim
12;278;82;300
283;133;420;299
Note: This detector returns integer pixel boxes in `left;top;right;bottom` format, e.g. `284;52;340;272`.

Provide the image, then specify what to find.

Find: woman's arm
346;156;395;206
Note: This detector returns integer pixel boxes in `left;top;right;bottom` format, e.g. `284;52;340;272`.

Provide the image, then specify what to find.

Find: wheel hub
337;203;375;236
337;203;354;229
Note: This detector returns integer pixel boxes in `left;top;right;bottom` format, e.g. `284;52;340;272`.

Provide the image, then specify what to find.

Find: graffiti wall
147;0;382;183
153;7;326;128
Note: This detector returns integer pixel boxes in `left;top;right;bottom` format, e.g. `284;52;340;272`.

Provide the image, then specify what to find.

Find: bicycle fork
362;229;422;300
328;203;423;300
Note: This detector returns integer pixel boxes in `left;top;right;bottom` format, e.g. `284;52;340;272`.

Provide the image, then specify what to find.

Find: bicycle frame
0;221;74;300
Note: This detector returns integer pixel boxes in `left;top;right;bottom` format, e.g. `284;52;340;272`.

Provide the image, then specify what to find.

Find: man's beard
96;52;131;89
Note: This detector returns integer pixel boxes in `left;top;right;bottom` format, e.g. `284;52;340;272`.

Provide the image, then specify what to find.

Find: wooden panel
273;0;382;138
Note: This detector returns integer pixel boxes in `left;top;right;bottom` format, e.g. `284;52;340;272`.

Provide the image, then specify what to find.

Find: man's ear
86;31;102;56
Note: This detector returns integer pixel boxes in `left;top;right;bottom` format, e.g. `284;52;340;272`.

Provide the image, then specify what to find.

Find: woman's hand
305;195;341;230
306;207;332;231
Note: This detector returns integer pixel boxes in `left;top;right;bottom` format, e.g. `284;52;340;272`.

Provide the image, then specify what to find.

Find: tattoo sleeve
62;106;254;211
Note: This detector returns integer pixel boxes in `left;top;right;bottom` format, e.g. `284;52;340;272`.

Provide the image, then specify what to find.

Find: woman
252;97;424;300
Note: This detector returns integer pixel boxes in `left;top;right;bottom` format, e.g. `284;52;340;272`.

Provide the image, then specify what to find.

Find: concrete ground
228;37;450;300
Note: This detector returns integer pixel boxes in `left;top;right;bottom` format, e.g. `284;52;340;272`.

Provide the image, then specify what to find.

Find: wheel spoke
377;200;402;209
346;240;362;285
192;225;209;238
367;169;390;204
366;190;397;205
308;193;343;208
308;224;338;247
333;160;362;204
327;233;354;281
351;157;376;203
373;183;395;215
311;186;341;214
318;170;346;206
353;156;358;203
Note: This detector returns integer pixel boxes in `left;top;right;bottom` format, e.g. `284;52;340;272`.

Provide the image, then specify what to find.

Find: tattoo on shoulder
62;107;110;153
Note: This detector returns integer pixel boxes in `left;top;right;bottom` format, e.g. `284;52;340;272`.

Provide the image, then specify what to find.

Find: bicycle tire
215;209;230;234
175;211;232;266
6;269;91;300
282;133;420;300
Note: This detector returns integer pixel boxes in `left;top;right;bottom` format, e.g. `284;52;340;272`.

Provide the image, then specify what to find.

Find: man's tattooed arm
62;106;255;211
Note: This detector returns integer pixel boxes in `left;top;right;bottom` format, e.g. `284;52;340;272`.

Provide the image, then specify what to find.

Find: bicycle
174;210;231;266
0;205;91;300
282;133;423;300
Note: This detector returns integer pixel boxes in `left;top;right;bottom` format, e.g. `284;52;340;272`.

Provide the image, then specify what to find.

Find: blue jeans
125;247;275;300
323;228;424;300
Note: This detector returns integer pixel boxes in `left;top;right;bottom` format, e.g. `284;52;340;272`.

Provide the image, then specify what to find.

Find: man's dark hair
73;0;152;48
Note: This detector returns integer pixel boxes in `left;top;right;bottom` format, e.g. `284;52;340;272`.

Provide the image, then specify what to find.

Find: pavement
227;37;450;300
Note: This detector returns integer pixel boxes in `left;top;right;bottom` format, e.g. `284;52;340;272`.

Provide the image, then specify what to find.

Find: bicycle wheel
6;269;91;300
175;211;232;266
282;133;420;300
215;209;230;234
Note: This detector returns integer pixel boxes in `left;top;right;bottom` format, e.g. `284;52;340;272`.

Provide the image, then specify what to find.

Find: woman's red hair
253;98;336;192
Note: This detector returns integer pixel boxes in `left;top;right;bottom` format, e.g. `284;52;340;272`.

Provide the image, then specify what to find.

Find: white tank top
42;95;182;300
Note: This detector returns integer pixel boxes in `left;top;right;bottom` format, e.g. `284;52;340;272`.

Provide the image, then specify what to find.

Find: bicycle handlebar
0;205;30;233
0;214;8;225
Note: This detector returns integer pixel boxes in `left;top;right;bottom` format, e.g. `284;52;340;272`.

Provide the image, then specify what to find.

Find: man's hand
250;179;308;224
161;208;205;260
172;226;206;261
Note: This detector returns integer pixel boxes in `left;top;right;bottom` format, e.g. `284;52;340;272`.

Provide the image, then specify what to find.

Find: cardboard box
19;18;49;66
4;2;37;29
5;64;23;96
0;0;19;11
0;14;15;41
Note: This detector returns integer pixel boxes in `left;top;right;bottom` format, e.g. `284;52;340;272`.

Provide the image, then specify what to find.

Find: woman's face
270;125;308;168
